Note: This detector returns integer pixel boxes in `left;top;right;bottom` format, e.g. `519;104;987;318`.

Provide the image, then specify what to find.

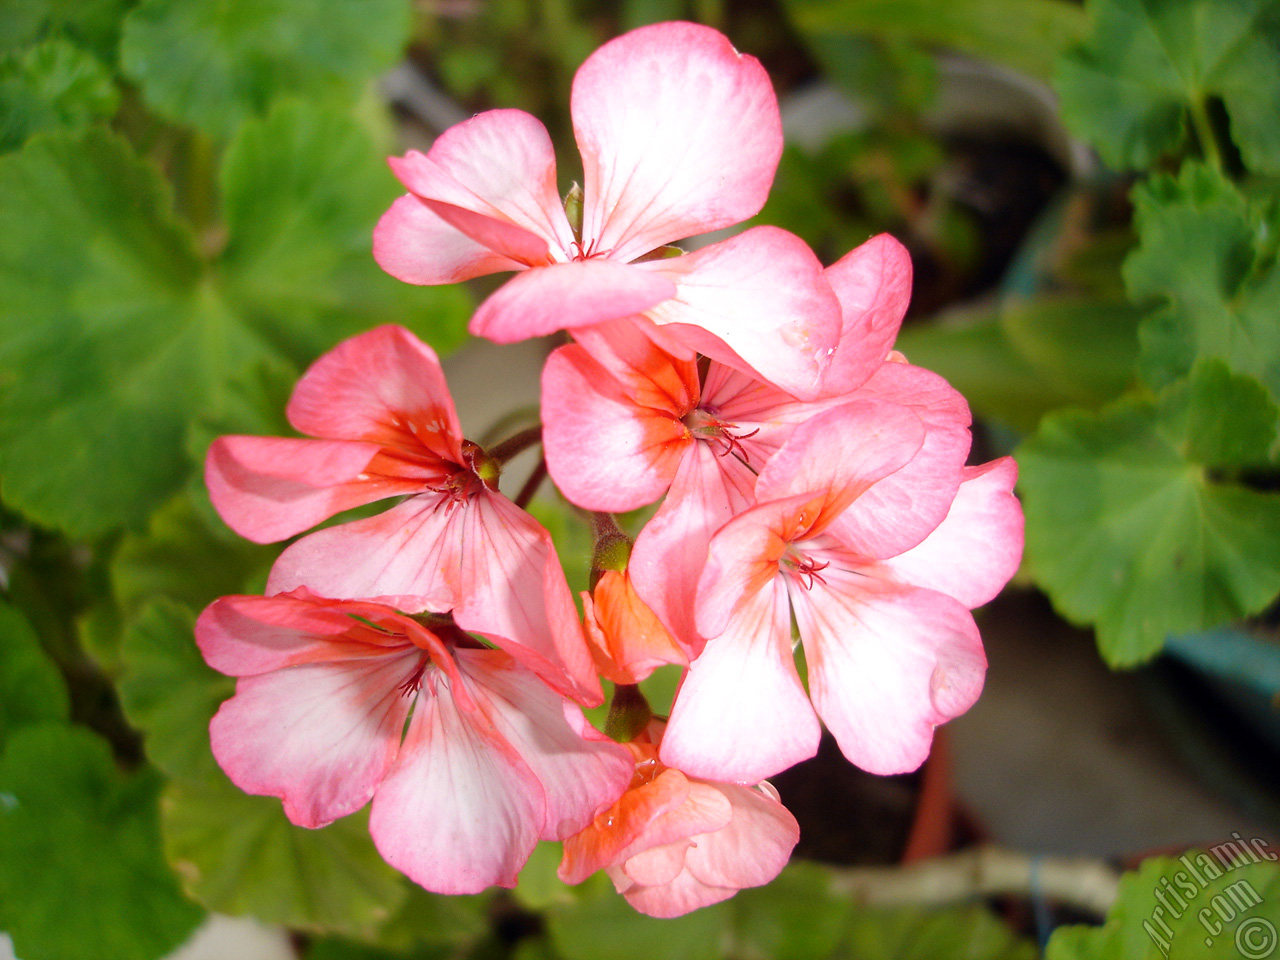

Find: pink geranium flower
372;21;841;399
541;235;972;649
559;722;798;918
197;590;632;894
205;324;598;703
658;402;1024;783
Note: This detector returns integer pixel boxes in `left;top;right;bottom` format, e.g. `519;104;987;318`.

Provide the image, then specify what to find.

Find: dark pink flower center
682;408;759;463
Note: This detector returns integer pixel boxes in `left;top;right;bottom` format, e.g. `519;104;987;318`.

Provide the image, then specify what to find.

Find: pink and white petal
469;259;676;344
451;492;602;705
206;435;416;543
794;572;986;775
419;198;553;267
824;364;972;557
388;109;573;252
882;458;1023;608
622;840;692;886
569;318;700;415
682;782;799;889
369;678;543;893
819;234;914;397
628;443;758;653
266;494;463;612
694;494;817;643
618;864;737;919
559;767;696;884
287;325;464;462
754;400;926;536
373;195;528;285
660;579;820;784
572;22;782;262
457;649;632;840
541;343;689;512
209;653;415;828
642;228;841;400
700;362;805;461
196;593;410;677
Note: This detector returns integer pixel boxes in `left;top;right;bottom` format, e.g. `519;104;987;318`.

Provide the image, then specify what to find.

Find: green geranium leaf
117;599;233;782
729;862;851;960
0;725;204;960
217;100;472;361
162;773;407;937
0;104;470;538
783;0;1085;82
840;903;1035;959
1125;164;1280;406
1019;360;1280;666
1047;851;1280;959
0;38;118;152
1056;0;1280;173
0;0;136;62
547;883;731;960
0;600;69;746
895;296;1139;431
113;491;275;620
0;128;267;536
120;0;410;140
372;882;494;953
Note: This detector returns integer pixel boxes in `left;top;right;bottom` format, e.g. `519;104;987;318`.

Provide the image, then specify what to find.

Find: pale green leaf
0;725;204;960
120;0;411;140
784;0;1085;82
1047;852;1280;959
1055;0;1280;173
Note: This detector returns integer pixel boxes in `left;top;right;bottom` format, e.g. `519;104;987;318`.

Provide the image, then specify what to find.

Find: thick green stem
487;425;542;465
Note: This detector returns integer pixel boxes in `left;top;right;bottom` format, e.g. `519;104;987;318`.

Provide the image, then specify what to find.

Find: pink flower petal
754;400;927;536
209;653;416;828
457;649;632;841
286;325;463;461
267;491;601;705
541;342;690;512
419;198;553;267
621;840;693;887
469;259;676;343
373;195;528;285
387;109;573;253
824;363;971;558
196;592;412;677
794;571;986;775
628;442;758;653
819;234;914;397
368;673;543;894
661;579;820;783
205;436;415;543
572;22;782;262
882;457;1023;608
682;782;798;889
642;227;841;400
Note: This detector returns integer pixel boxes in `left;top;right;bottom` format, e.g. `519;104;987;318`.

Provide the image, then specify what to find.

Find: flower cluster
198;21;1023;918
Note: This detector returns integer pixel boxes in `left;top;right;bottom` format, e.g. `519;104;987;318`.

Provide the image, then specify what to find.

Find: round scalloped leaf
1019;362;1280;666
120;0;410;140
217;100;472;360
1047;852;1280;959
0;600;69;747
162;773;406;937
117;599;233;782
0;37;118;152
1056;0;1280;173
1125;164;1280;406
0;725;205;960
